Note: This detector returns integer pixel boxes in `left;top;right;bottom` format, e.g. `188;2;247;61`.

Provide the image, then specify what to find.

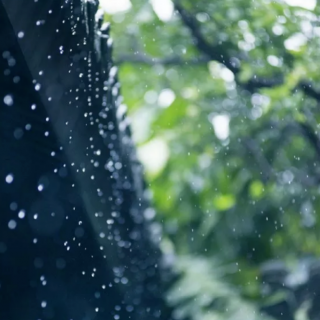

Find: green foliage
104;0;320;319
167;256;273;320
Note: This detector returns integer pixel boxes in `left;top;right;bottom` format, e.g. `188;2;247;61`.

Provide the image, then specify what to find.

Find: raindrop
18;210;25;219
17;31;24;38
8;220;17;230
56;258;66;269
126;305;134;312
107;219;114;225
10;202;18;211
34;258;43;268
36;20;45;26
2;51;10;58
8;58;16;67
115;162;122;170
5;174;14;184
121;277;128;284
14;128;24;139
3;94;13;106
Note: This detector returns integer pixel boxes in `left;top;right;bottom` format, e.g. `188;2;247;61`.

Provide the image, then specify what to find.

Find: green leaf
249;180;264;199
213;194;236;211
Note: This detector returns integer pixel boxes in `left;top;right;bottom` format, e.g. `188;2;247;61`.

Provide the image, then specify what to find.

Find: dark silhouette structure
0;1;169;319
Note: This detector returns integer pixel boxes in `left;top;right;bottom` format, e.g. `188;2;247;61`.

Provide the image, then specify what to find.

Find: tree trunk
0;1;169;319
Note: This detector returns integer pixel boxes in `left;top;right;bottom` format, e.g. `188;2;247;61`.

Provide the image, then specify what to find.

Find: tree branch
174;1;320;99
174;2;238;74
243;137;273;183
243;126;320;187
115;53;210;66
299;81;320;102
298;122;320;160
174;1;320;167
117;5;320;103
244;76;285;91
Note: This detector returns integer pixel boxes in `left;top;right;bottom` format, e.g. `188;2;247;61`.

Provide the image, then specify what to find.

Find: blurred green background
102;0;320;319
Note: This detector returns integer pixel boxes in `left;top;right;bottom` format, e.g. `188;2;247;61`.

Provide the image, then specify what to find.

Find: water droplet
3;94;13;106
14;128;24;139
56;258;66;269
5;174;14;184
10;202;18;211
18;210;25;219
8;58;16;67
115;162;122;170
2;51;10;58
8;220;17;230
